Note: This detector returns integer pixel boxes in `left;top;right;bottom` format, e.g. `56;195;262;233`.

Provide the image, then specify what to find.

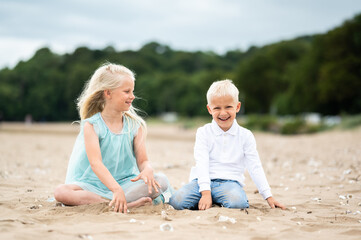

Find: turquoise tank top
65;112;140;199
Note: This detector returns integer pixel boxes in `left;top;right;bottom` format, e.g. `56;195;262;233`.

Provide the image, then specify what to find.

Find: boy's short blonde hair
206;79;239;104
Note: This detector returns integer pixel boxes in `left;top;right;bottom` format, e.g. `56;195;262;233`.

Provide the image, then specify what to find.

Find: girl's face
105;76;135;112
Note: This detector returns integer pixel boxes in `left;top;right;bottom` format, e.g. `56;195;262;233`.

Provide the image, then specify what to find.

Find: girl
54;63;170;213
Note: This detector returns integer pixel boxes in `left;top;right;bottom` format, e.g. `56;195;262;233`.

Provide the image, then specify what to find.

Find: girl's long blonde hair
77;63;146;133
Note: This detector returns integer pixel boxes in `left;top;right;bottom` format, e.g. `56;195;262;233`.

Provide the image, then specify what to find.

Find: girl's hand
131;166;161;194
198;190;212;210
266;196;286;210
109;188;128;213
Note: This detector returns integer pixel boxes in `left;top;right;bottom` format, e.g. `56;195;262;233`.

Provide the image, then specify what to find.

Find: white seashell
78;234;93;240
340;202;345;205
196;216;201;220
284;187;289;191
160;223;174;232
353;211;361;215
297;222;302;225
343;169;352;175
311;197;321;202
256;217;262;222
222;226;227;230
218;215;236;224
339;195;346;200
346;210;352;214
308;158;320;167
291;207;297;210
129;219;137;223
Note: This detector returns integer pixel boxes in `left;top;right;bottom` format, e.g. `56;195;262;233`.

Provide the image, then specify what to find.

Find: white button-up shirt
189;119;272;199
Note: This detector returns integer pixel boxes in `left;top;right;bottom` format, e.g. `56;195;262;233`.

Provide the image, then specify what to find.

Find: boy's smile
207;95;241;132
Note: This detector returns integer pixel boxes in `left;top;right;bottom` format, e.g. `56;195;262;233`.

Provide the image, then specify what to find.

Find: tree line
0;13;360;121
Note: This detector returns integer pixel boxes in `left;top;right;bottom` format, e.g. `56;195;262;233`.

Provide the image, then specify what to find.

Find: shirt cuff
260;189;272;200
198;183;211;192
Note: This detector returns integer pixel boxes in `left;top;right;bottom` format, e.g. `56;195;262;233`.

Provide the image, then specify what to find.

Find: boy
169;80;285;210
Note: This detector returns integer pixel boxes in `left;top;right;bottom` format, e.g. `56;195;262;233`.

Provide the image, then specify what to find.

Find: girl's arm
131;127;160;194
84;122;127;213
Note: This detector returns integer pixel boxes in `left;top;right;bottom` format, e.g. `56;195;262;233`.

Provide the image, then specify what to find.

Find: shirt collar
211;119;238;136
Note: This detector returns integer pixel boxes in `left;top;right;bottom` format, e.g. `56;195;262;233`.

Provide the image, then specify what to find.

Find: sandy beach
0;122;360;239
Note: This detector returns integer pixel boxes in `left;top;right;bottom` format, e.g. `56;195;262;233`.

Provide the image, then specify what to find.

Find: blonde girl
54;63;170;213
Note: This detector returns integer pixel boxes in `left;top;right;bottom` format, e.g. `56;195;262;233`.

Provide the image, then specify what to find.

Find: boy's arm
194;128;211;192
194;128;213;210
244;131;286;209
243;131;272;200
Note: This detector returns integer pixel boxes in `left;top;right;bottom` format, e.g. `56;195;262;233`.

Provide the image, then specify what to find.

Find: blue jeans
169;179;249;210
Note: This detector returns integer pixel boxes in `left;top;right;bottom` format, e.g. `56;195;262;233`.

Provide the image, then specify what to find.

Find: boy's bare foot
127;197;152;208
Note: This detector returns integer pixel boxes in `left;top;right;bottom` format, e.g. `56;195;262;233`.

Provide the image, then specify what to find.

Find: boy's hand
131;166;161;194
198;190;212;210
266;196;286;210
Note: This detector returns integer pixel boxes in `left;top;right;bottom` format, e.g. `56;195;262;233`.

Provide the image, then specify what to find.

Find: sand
0;122;360;240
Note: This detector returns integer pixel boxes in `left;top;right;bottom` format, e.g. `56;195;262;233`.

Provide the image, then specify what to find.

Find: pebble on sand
339;195;346;200
346;194;353;199
161;210;172;221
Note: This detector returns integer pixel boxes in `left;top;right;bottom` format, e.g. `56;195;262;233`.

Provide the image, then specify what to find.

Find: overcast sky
1;0;361;68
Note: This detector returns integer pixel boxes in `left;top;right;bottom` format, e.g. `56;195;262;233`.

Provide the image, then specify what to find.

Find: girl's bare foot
127;197;152;208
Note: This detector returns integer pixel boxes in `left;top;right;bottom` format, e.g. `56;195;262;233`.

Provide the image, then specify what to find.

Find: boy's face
207;95;241;132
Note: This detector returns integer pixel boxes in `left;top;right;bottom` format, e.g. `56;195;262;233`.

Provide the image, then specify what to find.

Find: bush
242;114;280;132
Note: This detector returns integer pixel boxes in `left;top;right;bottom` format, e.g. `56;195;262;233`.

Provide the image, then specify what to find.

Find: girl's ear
104;90;111;99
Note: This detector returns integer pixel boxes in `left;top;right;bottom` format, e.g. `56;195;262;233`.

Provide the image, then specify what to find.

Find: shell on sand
160;223;174;232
